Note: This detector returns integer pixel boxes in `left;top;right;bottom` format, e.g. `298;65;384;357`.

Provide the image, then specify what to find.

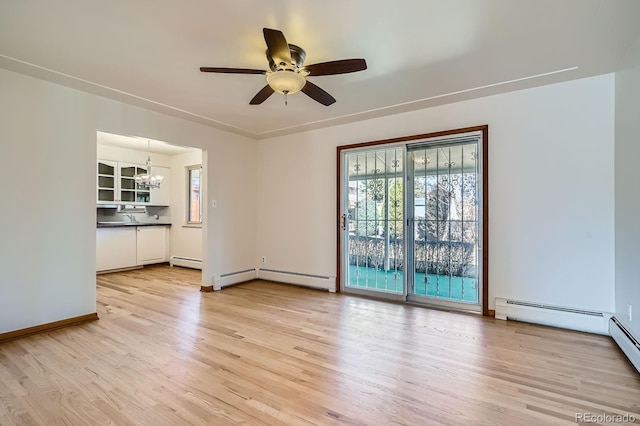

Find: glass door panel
342;147;404;298
98;162;115;175
408;140;481;310
98;189;115;202
120;191;135;202
120;178;135;190
136;191;150;203
135;165;150;203
120;166;136;177
97;160;116;203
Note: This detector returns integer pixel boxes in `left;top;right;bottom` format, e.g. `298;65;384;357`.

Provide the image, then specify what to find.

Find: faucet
124;213;137;223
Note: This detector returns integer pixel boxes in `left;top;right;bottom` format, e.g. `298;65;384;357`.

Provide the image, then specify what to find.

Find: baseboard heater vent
220;268;256;278
213;269;257;290
495;298;611;334
170;256;202;270
257;269;335;292
609;317;640;373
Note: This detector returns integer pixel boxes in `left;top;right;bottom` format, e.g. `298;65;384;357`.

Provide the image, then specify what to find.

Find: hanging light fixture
134;141;164;189
265;70;307;106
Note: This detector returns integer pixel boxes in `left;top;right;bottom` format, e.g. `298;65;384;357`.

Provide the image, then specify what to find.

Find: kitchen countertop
97;222;172;228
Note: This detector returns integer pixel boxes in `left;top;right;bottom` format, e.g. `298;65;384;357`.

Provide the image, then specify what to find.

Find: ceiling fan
200;28;367;106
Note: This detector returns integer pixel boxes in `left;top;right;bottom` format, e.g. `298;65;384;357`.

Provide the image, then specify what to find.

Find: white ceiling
2;1;639;140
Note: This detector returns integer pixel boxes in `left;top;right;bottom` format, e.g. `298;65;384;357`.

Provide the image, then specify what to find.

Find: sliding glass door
406;139;482;311
340;146;405;300
339;129;485;312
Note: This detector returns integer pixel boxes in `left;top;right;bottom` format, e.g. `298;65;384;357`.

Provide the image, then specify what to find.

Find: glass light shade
135;172;164;189
149;175;164;186
134;156;164;189
134;174;150;183
266;71;306;94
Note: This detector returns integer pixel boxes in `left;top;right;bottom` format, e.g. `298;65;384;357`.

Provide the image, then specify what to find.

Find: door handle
340;213;347;230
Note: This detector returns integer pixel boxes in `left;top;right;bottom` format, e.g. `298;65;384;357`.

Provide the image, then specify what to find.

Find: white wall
257;74;616;311
0;68;257;333
615;35;640;339
170;149;203;261
0;68;96;333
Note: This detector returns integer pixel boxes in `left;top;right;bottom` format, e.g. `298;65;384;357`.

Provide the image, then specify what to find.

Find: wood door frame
336;125;490;316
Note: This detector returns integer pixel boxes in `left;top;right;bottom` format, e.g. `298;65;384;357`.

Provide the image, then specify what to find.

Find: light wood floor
0;265;638;425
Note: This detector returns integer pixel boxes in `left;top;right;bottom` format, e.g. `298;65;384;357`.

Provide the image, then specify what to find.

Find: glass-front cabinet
97;160;117;203
119;163;150;204
97;160;151;205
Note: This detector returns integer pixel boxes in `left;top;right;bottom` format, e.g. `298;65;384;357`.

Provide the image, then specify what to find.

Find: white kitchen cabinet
136;226;168;265
150;166;171;206
97;160;151;205
97;160;117;203
96;227;137;272
119;162;151;204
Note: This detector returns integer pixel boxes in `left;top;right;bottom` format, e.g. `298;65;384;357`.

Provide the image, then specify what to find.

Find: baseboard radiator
495;298;611;335
170;256;202;270
257;268;335;292
213;269;257;290
609;317;640;373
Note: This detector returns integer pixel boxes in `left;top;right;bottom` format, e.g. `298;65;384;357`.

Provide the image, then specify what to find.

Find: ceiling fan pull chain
284;90;288;106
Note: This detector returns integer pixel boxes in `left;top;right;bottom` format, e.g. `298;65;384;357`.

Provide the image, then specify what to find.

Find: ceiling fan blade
200;67;266;75
301;81;336;106
302;59;367;76
263;28;292;68
249;85;275;105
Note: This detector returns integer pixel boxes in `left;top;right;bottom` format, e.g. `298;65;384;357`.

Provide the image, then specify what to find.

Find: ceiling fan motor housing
268;44;306;71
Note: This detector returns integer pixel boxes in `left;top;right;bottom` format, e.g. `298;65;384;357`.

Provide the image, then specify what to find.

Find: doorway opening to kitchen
96;131;204;281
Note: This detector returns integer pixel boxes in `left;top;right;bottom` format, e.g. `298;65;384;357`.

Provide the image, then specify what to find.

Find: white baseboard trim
212;268;257;290
257;268;336;292
495;298;612;335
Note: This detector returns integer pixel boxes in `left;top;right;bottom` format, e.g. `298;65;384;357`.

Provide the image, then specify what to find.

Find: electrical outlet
261;256;266;264
629;304;633;322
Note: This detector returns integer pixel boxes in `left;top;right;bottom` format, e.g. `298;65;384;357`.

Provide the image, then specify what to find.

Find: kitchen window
187;165;202;224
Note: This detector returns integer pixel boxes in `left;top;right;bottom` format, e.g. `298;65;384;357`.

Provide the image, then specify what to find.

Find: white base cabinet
97;226;169;272
96;228;137;272
136;226;168;265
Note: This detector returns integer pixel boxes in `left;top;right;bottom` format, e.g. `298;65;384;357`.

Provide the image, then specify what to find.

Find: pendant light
134;141;164;189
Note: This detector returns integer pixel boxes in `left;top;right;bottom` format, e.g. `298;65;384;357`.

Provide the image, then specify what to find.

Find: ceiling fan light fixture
266;70;306;95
